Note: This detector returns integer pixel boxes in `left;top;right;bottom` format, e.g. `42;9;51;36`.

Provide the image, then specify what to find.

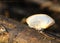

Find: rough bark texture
0;15;60;43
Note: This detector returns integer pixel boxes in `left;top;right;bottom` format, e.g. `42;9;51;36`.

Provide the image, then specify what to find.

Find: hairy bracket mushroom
26;14;55;31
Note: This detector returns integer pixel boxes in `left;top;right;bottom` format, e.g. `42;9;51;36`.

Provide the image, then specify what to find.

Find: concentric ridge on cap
26;14;55;30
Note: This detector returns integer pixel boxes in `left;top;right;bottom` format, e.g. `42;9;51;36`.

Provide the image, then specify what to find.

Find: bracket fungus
26;14;55;31
0;24;6;34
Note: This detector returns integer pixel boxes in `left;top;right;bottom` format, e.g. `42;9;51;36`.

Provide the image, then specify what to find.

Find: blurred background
0;0;60;25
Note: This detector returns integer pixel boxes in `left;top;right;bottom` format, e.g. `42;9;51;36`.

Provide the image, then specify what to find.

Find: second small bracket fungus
26;14;55;30
0;24;6;34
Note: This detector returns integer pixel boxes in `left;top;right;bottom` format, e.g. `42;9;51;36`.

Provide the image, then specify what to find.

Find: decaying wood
0;15;60;43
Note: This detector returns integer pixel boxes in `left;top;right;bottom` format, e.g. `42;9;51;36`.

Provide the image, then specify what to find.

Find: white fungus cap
26;14;55;30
